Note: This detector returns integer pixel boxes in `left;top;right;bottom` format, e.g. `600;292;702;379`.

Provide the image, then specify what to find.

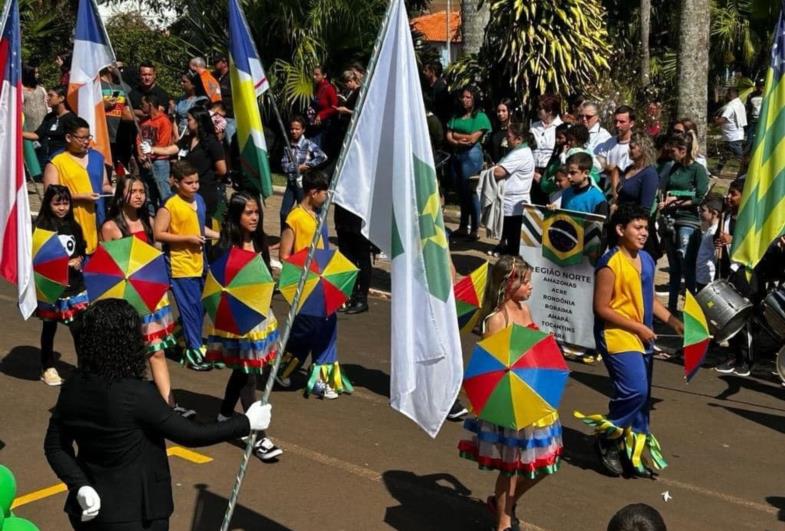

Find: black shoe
733;363;751;377
187;361;213;372
595;436;624;477
344;300;369;315
714;359;736;374
447;400;469;420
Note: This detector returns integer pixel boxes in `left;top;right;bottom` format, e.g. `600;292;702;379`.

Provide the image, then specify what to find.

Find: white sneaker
323;384;339;400
41;368;63;386
217;413;231;422
253;437;283;461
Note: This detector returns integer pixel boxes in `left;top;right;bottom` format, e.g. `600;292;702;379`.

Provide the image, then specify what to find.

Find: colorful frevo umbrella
454;261;488;333
32;228;70;304
683;290;711;382
202;247;275;335
279;248;359;317
463;324;570;430
83;236;169;316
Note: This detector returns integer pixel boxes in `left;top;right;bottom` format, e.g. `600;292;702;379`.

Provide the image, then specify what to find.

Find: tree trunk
640;0;651;88
677;0;710;148
460;0;490;57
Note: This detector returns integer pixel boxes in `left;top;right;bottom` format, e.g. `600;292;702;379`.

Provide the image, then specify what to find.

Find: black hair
615;105;636;122
138;62;155;71
37;185;76;230
555;122;571;135
612;203;650;230
50;85;68;99
567;124;590;146
290;114;308;129
668;132;695;165
73;299;146;382
106;175;154;241
62;115;90;136
172;160;198;182
566;151;593;172
728;178;744;193
141;92;163;110
217;192;269;264
460;85;481;116
424;61;443;77
183;69;207;98
187;105;216;141
22;64;38;88
303;171;329;194
497;97;514;113
607;503;666;531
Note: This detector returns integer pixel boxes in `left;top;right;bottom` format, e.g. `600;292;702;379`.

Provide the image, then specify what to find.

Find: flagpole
218;2;398;528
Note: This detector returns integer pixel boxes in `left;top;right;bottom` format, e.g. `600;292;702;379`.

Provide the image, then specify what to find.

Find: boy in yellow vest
154;161;219;369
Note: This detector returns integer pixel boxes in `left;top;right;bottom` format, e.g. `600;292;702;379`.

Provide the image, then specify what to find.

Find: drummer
694;193;724;292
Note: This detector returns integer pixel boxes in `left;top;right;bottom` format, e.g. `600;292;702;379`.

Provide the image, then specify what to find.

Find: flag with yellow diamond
332;0;462;438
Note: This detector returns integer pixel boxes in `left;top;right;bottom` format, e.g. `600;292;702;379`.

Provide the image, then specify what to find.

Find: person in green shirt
446;86;492;240
658;131;709;312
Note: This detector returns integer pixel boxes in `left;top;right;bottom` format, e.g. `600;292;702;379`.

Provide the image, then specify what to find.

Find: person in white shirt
595;105;635;200
579;102;612;152
713;87;747;173
492;122;535;255
694;193;723;291
529;94;562;205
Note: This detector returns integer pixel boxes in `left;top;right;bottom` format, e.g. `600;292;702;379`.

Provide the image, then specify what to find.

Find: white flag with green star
333;0;462;438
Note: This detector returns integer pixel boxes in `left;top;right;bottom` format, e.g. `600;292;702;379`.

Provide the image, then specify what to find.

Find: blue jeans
143;159;172;211
451;143;483;233
280;180;304;231
666;224;698;311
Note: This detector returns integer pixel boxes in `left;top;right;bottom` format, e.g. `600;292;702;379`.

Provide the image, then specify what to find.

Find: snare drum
696;280;754;342
762;288;785;340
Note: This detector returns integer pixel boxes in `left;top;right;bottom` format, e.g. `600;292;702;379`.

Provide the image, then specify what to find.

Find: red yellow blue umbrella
202;247;274;335
454;261;488;333
279;248;359;317
683;291;711;382
83;237;169;316
32;228;69;304
463;324;570;430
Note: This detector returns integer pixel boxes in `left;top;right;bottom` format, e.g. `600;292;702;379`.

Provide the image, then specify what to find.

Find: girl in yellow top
43;116;113;255
458;256;561;531
575;204;682;478
154;161;219;369
278;171;351;399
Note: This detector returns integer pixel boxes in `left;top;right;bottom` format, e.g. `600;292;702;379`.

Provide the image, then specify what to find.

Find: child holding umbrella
458;256;562;531
35;185;89;386
205;191;283;461
101;175;193;417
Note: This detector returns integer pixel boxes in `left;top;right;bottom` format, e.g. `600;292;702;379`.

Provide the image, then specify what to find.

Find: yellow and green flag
731;4;785;270
228;0;272;198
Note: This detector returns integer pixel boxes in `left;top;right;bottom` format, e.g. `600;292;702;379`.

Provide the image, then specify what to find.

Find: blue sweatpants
286;313;337;366
171;276;205;350
601;351;653;435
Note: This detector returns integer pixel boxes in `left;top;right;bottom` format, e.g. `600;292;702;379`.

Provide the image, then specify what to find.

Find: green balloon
1;516;40;531
0;465;16;517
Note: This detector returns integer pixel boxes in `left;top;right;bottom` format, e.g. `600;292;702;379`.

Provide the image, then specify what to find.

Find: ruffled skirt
458;415;563;478
141;296;177;355
36;291;89;323
206;312;279;373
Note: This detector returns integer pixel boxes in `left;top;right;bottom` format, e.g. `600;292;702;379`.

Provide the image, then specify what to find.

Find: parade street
1;248;784;530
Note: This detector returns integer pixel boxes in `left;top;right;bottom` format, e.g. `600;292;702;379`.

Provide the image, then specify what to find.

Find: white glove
140;141;153;155
76;485;101;522
244;402;272;431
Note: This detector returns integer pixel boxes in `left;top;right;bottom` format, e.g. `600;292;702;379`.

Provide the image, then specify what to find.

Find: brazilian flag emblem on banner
542;211;585;266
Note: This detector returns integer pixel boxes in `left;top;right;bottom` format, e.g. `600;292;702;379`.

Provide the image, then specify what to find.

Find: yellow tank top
50;152;98;254
285;205;326;253
163;194;205;278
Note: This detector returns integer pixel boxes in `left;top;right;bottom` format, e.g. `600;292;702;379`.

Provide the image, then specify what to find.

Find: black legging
40;321;77;371
220;370;258;418
337;230;372;303
500;215;523;256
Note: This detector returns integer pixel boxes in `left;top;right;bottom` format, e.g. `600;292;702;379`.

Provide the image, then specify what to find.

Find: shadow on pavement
382;470;487;530
568;368;612;398
342;363;389;398
189;483;290;531
709;403;785;436
714;374;785;402
765;496;785;522
1;345;75;381
559;426;609;476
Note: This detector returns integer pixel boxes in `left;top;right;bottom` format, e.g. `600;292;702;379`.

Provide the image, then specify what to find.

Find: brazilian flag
731;4;785;270
542;211;585;266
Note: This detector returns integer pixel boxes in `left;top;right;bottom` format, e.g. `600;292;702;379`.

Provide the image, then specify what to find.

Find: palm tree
460;0;490;57
677;0;710;147
640;0;651;87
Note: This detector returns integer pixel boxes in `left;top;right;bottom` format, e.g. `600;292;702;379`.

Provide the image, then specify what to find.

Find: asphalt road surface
1;275;785;531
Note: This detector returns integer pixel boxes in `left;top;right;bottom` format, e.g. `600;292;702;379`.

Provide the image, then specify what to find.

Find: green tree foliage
449;0;612;108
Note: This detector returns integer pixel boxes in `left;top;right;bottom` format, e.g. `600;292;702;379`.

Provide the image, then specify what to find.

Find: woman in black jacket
44;299;271;530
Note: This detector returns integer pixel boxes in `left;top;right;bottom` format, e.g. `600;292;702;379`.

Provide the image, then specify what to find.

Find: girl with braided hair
458;255;562;531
